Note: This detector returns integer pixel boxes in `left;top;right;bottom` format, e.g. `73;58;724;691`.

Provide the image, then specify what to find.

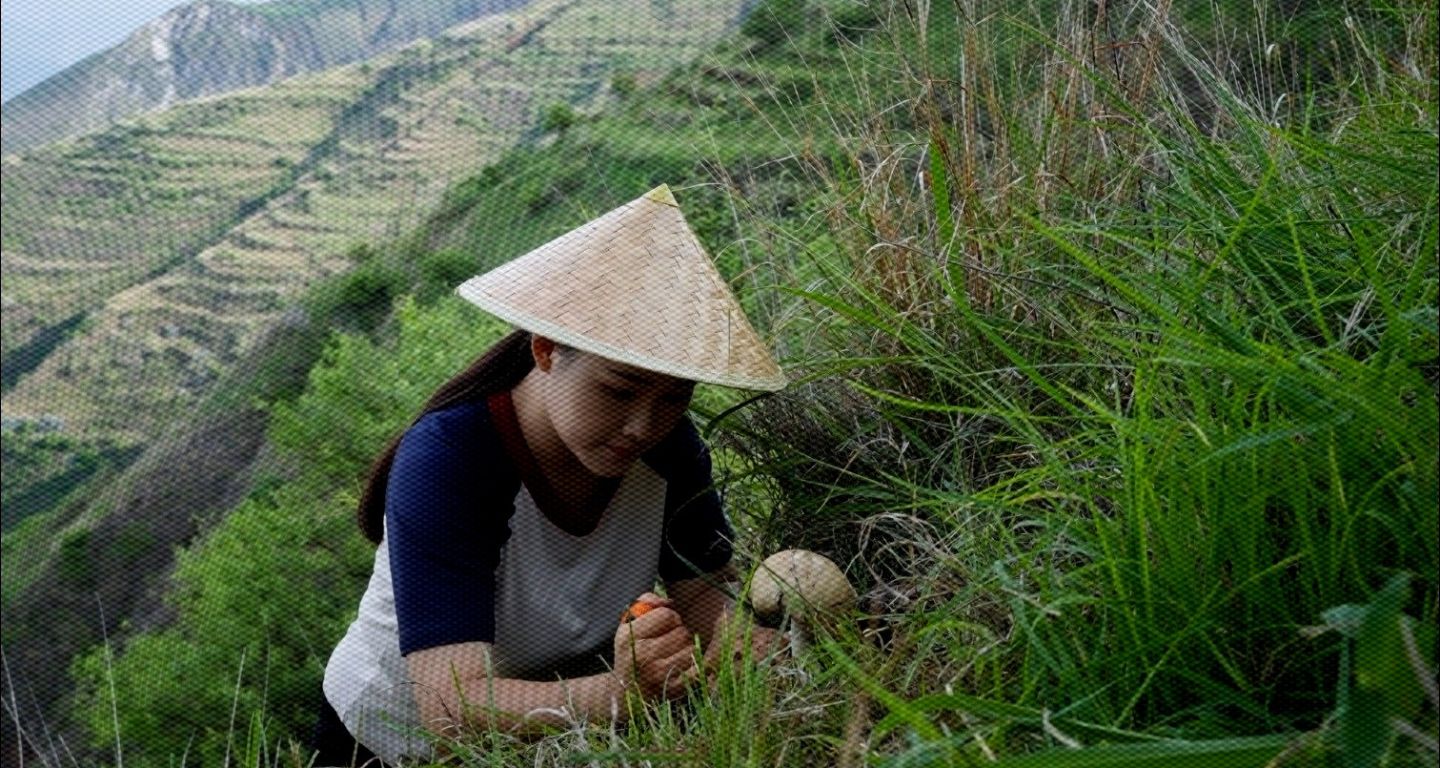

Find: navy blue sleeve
648;417;735;583
386;402;519;656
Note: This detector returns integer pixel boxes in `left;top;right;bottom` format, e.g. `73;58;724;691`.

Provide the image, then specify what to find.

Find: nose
620;400;665;442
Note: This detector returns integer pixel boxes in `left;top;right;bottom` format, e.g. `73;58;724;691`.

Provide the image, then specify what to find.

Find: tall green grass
419;0;1438;762
711;0;1438;760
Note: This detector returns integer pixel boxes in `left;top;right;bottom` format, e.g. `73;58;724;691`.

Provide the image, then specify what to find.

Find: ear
530;335;558;373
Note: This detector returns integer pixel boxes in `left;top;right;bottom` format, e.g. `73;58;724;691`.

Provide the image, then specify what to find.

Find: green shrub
306;256;404;331
269;295;508;487
611;71;638;99
417;248;477;301
540;101;577;136
741;0;809;47
111;523;154;565
58;528;93;587
71;296;509;765
70;484;367;767
823;2;882;46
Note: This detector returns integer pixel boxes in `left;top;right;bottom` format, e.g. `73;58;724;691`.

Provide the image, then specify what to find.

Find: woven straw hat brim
457;185;787;391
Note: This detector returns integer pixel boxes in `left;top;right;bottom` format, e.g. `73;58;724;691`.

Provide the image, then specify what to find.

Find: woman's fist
613;593;698;700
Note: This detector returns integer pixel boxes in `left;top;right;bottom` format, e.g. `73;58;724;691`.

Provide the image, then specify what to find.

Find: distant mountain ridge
0;0;529;154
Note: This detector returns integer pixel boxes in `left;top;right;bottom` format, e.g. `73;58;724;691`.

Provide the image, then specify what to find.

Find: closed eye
604;385;637;401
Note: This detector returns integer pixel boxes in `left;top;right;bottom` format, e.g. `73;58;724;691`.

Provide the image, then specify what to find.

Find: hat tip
642;184;678;206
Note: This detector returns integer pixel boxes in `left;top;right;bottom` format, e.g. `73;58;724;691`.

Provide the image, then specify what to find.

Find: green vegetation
741;0;809;46
0;432;142;612
711;2;1436;763
540;101;578;135
70;296;510;765
20;0;1439;766
2;431;110;532
6;3;753;761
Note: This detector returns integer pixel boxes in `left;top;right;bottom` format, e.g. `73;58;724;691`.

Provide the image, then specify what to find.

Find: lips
602;443;639;462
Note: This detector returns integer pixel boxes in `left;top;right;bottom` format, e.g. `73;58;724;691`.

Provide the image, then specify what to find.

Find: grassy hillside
5;0;1436;766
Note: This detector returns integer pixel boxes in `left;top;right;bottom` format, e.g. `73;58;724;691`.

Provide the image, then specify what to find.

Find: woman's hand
613;593;699;700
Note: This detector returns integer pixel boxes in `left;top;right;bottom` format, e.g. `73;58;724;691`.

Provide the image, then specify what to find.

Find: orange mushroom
620;599;661;623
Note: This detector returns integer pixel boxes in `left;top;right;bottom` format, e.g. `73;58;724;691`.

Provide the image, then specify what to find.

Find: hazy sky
1;0;266;103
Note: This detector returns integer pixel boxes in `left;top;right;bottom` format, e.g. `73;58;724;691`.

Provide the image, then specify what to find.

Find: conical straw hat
456;184;787;391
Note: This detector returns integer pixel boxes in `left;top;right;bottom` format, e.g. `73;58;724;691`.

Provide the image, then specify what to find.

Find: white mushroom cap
749;549;856;624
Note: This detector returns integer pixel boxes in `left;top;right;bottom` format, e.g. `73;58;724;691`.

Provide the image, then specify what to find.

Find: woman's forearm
425;669;634;737
408;642;637;740
475;671;633;731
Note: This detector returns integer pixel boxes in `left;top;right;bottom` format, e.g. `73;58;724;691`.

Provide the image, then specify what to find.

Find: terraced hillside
0;0;535;155
1;67;372;397
1;0;748;446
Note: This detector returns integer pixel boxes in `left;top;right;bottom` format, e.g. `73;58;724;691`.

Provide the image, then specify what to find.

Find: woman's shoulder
387;397;521;507
400;398;504;459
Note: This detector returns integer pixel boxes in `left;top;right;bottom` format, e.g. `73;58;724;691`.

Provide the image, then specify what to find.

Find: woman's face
532;338;695;477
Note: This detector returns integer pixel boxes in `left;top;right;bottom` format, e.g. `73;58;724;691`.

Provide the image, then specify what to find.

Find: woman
313;185;788;765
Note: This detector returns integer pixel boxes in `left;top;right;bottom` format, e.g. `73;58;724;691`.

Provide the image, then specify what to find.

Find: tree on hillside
611;72;638;99
541;102;577;138
741;0;808;47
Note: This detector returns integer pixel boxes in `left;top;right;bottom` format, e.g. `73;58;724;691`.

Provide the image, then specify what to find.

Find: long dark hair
357;329;535;543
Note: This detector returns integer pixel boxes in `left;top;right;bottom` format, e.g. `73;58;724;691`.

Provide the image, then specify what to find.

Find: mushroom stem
787;615;812;658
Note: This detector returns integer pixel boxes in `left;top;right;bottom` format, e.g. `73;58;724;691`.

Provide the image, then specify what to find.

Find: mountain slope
2;0;747;444
0;0;531;155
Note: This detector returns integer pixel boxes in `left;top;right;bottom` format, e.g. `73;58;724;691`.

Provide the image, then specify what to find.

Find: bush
71;296;509;766
306;254;404;332
741;0;808;46
417;248;477;301
70;484;367;767
540;101;576;135
269;295;507;488
58;528;93;587
823;3;882;47
611;71;638;99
